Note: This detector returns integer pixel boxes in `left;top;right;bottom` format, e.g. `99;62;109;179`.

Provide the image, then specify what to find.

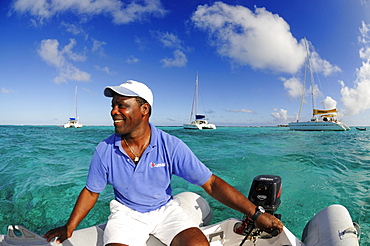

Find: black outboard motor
234;175;283;244
248;175;282;215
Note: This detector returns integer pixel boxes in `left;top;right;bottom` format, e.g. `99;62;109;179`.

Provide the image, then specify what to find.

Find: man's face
111;95;143;135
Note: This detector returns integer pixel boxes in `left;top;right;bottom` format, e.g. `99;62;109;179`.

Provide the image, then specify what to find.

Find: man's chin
114;126;128;135
113;126;122;134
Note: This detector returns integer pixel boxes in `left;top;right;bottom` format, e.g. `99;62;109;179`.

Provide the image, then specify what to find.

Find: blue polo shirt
86;123;212;213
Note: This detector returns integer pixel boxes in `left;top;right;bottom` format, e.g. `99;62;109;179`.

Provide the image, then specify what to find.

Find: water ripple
0;126;368;243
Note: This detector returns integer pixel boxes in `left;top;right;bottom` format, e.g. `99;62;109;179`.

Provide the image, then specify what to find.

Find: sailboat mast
306;44;316;118
195;73;199;116
297;38;317;122
74;86;78;121
297;39;309;123
189;73;199;122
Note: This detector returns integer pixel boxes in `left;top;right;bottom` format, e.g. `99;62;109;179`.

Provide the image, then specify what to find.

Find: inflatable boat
0;175;360;246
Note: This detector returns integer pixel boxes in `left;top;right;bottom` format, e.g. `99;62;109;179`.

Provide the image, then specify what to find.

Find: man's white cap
104;80;153;107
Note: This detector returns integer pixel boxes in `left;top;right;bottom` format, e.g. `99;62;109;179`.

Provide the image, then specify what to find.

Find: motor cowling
233;175;283;237
248;175;282;214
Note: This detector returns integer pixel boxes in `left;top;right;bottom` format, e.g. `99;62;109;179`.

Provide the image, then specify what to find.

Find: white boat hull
288;121;350;131
63;122;83;128
183;122;216;130
0;192;359;246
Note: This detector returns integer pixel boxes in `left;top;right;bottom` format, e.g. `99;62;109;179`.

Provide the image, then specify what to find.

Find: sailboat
183;74;216;130
64;86;83;128
288;39;349;131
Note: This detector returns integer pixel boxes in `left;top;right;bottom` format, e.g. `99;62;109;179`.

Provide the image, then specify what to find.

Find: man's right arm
43;187;99;244
201;174;283;234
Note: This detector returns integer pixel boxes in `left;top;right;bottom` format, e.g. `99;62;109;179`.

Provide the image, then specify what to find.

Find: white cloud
60;22;91;41
125;55;140;64
91;39;107;57
95;65;113;75
340;62;370;115
153;30;183;49
281;42;339;113
152;31;190;67
281;75;323;104
38;38;90;84
192;2;340;76
61;22;83;35
309;48;341;76
360;0;370;6
225;109;256;114
320;96;337;109
63;39;86;62
359;47;370;60
341;21;370;115
92;39;106;52
160;50;187;67
135;36;148;51
82;88;94;94
358;21;370;44
192;2;306;73
1;88;16;94
310;83;323;101
271;108;289;121
281;77;303;99
12;0;166;25
38;39;63;67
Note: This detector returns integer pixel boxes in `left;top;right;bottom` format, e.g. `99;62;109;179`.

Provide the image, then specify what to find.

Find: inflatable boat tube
302;204;360;246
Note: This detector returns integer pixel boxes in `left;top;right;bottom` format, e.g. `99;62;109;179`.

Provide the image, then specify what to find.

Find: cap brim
104;86;139;97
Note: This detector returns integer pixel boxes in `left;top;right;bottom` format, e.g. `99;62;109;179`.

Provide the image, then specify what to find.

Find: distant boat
288;39;349;131
64;86;83;128
183;74;216;130
355;127;366;131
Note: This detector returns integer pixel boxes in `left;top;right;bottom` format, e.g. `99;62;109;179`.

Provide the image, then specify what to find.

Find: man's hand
42;188;99;244
43;225;72;244
201;175;284;236
254;213;283;235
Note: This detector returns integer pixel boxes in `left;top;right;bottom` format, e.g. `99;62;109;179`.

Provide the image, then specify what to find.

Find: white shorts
103;198;198;245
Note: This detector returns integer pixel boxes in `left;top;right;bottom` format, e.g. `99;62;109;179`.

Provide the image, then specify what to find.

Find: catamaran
64;86;83;128
183;74;216;130
288;39;349;131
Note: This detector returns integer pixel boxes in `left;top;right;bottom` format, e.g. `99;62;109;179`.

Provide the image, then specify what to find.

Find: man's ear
141;103;150;116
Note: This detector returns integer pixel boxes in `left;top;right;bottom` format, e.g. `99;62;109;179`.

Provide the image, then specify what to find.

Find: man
44;80;283;246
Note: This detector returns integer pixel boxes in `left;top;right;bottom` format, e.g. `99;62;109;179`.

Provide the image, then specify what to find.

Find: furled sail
313;108;337;115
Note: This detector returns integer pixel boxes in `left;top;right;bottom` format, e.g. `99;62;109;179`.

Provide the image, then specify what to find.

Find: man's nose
111;106;120;115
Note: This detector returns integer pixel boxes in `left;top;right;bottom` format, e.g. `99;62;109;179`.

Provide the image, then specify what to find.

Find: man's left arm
201;174;283;233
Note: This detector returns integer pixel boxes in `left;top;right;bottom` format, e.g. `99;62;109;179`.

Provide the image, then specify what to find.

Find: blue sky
1;0;370;126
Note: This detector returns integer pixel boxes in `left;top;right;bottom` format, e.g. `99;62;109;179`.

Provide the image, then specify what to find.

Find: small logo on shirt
150;162;166;168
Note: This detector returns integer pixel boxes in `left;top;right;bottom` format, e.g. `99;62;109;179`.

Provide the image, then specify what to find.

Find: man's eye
112;102;128;109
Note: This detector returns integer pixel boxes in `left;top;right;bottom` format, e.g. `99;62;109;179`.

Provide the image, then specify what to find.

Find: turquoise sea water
0;125;368;244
